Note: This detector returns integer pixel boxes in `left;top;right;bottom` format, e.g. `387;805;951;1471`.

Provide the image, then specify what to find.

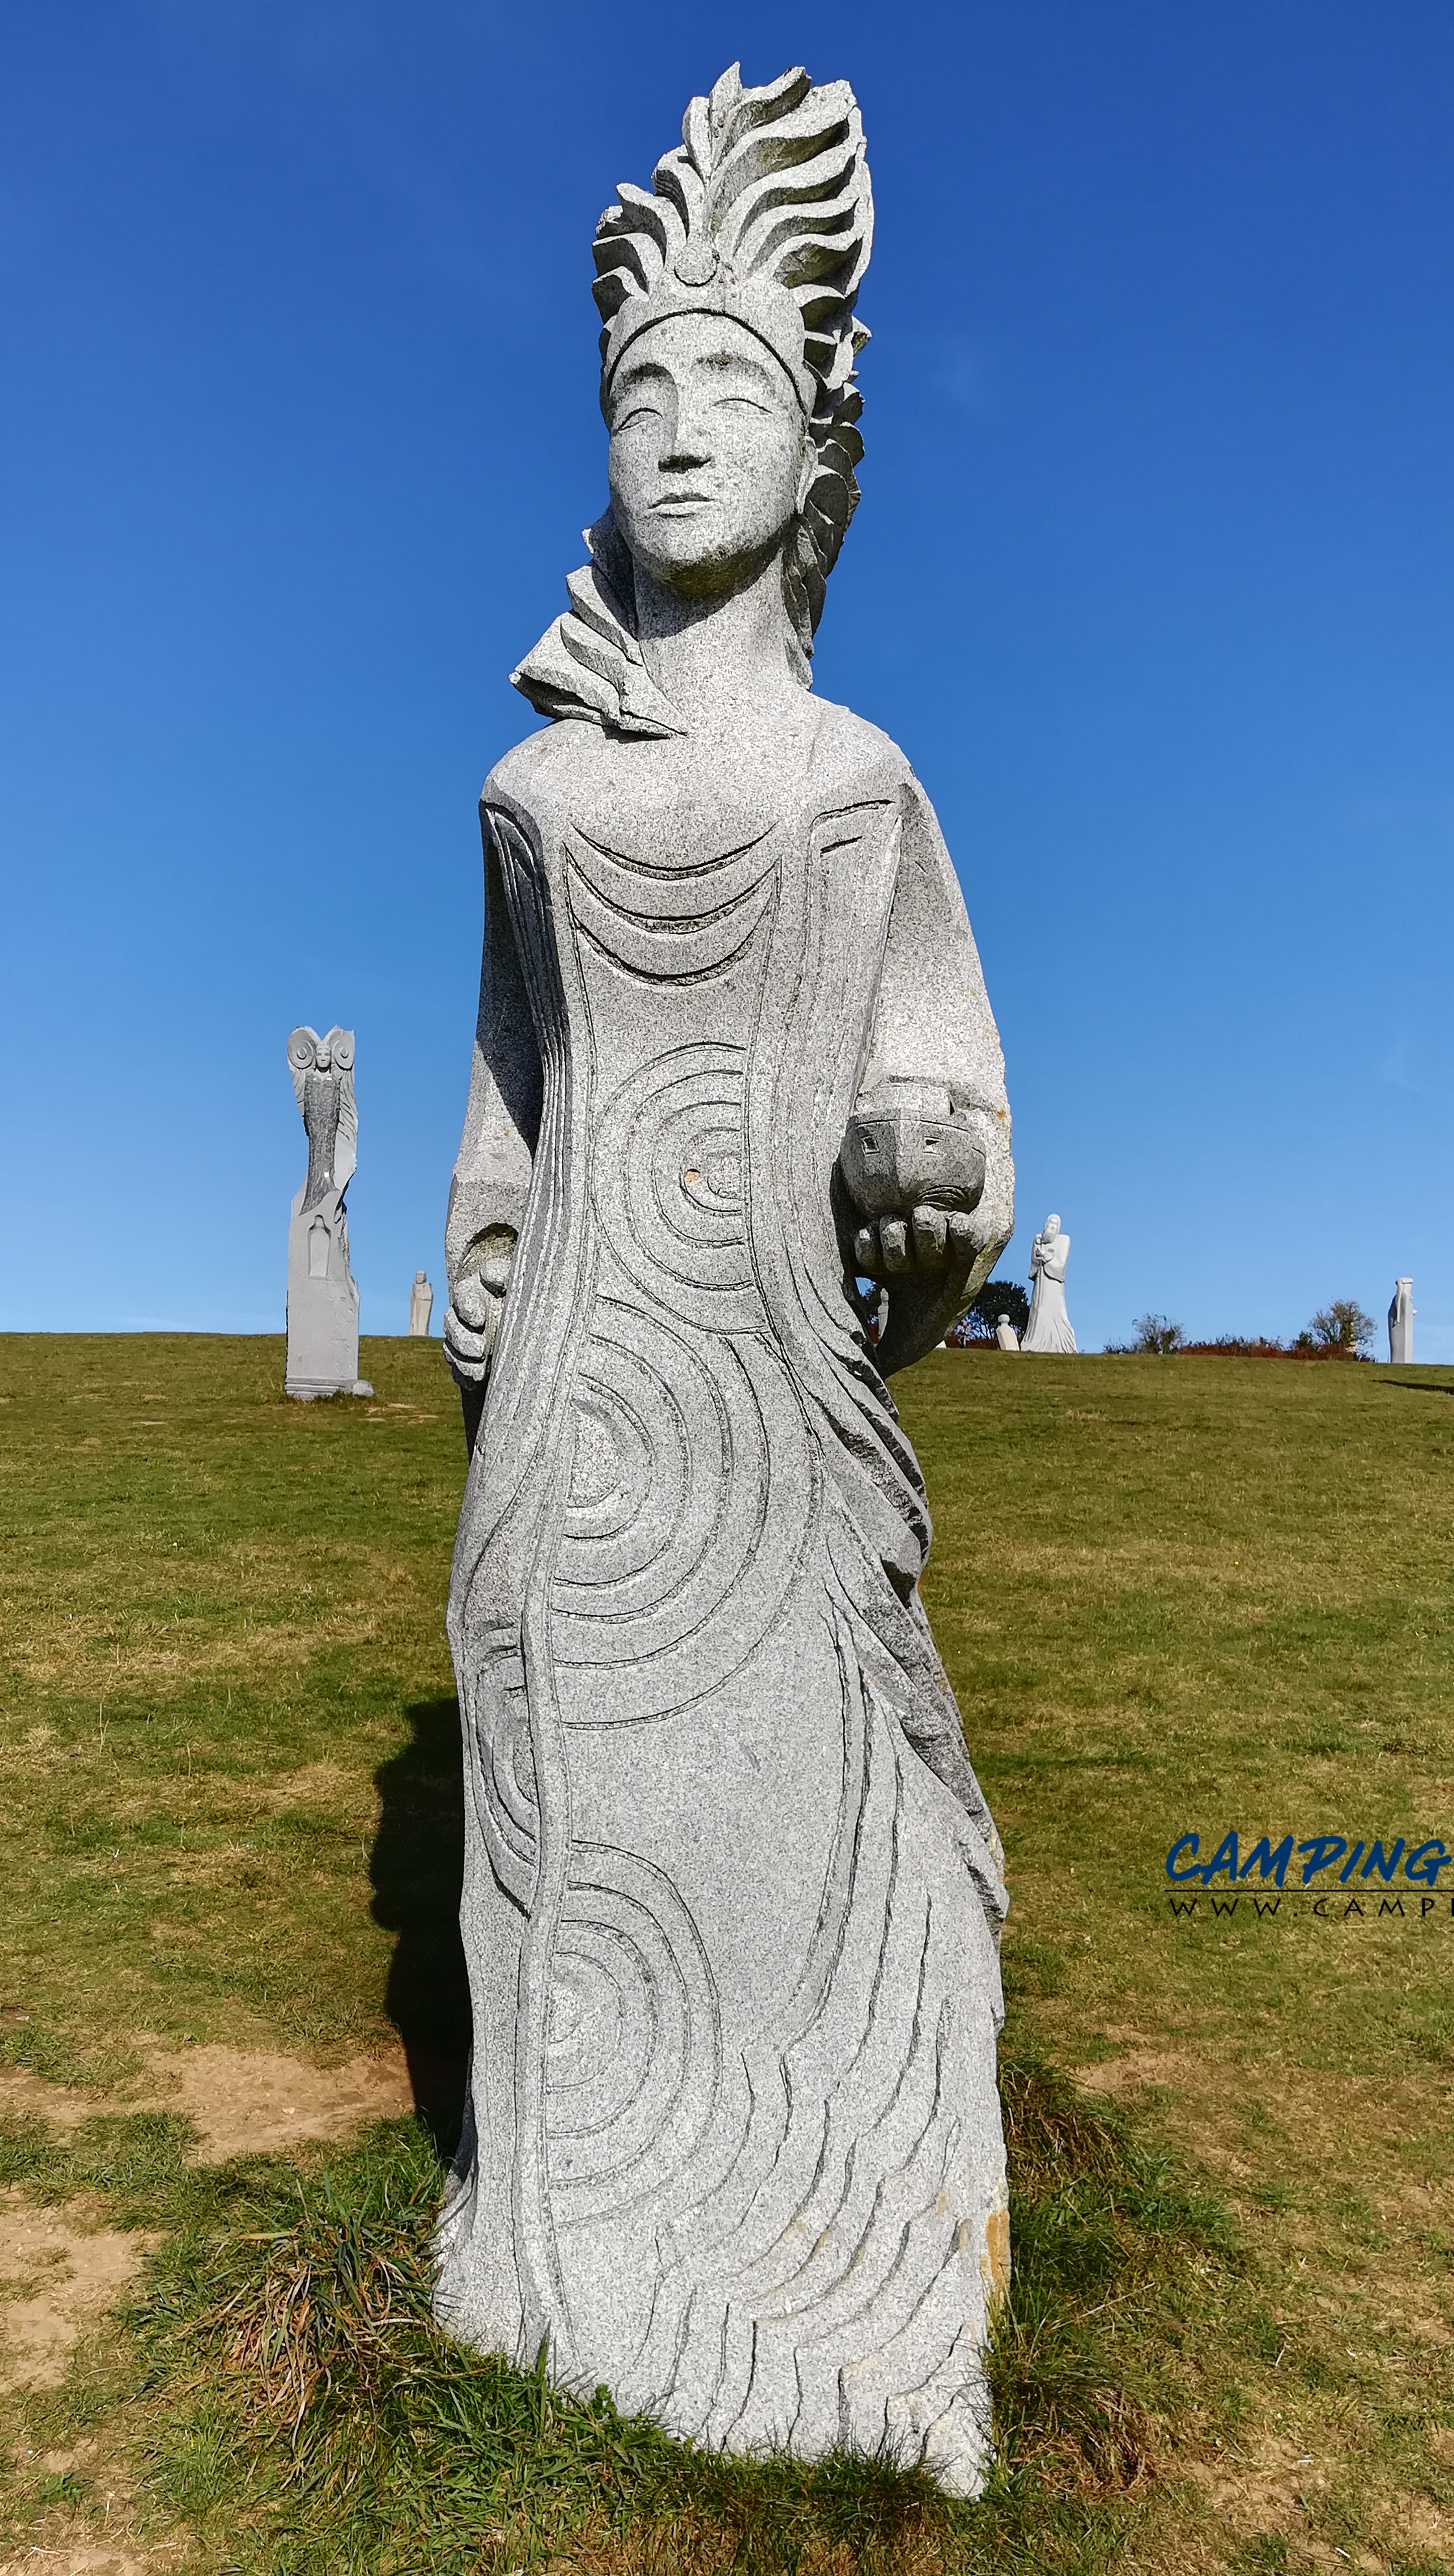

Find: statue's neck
632;553;806;731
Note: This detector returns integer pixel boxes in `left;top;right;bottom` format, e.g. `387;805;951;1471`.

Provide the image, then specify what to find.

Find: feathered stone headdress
512;64;873;736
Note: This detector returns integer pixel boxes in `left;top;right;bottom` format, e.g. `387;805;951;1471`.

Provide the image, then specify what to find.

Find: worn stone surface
284;1026;370;1398
1388;1277;1414;1365
1021;1213;1076;1353
439;63;1013;2494
994;1314;1021;1351
408;1269;435;1335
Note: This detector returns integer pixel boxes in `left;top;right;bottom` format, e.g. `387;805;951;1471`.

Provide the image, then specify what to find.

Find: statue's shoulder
808;697;917;806
481;719;602;837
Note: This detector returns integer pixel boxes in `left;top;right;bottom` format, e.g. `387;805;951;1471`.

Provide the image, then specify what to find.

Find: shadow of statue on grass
369;1696;472;2157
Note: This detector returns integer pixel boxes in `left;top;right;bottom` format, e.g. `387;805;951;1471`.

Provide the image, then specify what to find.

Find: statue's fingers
947;1212;977;1260
880;1218;911;1274
911;1206;947;1265
854;1224;878;1272
451;1274;492;1331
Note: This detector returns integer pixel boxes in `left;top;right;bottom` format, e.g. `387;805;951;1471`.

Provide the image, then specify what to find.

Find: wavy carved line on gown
463;808;605;2368
568;821;780;914
467;1626;536;1913
565;825;778;983
452;810;594;1588
737;790;1006;1921
620;1604;890;2405
613;1597;996;2470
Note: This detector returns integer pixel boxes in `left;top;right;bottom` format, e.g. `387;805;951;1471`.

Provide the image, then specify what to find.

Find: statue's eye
611;391;665;432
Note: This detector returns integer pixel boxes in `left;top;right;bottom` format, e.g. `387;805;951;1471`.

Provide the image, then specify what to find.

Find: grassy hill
1;1334;1451;2572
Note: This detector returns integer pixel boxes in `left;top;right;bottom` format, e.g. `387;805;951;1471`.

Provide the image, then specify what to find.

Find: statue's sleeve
444;806;543;1309
857;772;1015;1373
859;772;1010;1126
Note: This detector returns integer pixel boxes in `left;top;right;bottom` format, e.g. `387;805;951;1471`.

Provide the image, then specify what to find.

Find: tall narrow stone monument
409;1270;435;1336
1388;1277;1414;1365
284;1026;371;1399
438;64;1013;2493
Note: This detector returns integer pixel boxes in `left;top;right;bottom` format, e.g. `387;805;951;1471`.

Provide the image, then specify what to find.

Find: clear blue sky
3;1;1451;1353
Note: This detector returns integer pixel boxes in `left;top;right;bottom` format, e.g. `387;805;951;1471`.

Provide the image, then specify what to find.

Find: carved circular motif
546;1842;720;2220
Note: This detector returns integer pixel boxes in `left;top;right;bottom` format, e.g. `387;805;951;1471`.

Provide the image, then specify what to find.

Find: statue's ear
795;434;817;517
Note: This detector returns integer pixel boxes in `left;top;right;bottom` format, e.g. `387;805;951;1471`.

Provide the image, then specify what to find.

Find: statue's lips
648;493;715;512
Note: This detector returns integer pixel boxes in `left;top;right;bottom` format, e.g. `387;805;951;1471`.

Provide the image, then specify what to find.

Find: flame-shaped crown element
593;62;873;654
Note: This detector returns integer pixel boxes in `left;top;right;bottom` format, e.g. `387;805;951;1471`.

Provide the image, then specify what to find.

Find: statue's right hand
443;1293;497;1386
443;1229;517;1389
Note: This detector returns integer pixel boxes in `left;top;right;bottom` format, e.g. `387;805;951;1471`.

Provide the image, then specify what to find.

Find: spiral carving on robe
546;1842;722;2225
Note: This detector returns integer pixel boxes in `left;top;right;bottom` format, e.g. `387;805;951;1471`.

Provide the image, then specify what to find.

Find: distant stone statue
994;1313;1020;1351
1388;1277;1414;1365
437;64;1013;2496
1021;1213;1076;1353
408;1270;434;1336
284;1026;372;1398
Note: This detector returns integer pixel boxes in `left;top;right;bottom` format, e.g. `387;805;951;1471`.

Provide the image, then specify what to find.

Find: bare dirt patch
0;2193;154;2393
0;2068;103;2130
133;2041;413;2157
2;2038;417;2159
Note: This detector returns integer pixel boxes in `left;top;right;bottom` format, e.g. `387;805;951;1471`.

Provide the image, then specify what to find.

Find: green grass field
1;1333;1451;2573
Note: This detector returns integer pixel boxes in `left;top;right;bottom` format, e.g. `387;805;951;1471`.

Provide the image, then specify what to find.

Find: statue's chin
617;515;792;608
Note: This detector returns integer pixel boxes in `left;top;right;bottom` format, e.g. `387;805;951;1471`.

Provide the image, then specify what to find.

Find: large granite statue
284;1025;371;1398
1388;1277;1414;1365
1021;1214;1076;1353
439;64;1013;2494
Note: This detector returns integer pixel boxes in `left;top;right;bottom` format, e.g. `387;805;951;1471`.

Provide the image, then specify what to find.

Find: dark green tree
950;1279;1031;1344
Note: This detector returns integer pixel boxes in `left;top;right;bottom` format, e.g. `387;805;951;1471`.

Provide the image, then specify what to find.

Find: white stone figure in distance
994;1313;1020;1351
1021;1213;1076;1353
438;65;1013;2496
408;1270;435;1336
284;1026;373;1398
1388;1278;1414;1365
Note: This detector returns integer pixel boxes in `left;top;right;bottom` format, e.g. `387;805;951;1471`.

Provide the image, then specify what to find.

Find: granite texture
438;63;1013;2494
1388;1277;1414;1365
1021;1215;1076;1354
284;1026;371;1398
994;1315;1021;1352
409;1270;435;1336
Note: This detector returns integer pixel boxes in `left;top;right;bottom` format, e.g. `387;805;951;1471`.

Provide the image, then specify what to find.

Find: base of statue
284;1185;367;1399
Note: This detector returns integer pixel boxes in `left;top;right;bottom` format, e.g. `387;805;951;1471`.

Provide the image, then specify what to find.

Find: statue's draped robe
1023;1235;1076;1356
440;700;1010;2492
301;1070;341;1215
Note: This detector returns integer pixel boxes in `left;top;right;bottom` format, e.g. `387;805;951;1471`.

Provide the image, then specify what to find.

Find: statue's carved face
606;312;809;599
